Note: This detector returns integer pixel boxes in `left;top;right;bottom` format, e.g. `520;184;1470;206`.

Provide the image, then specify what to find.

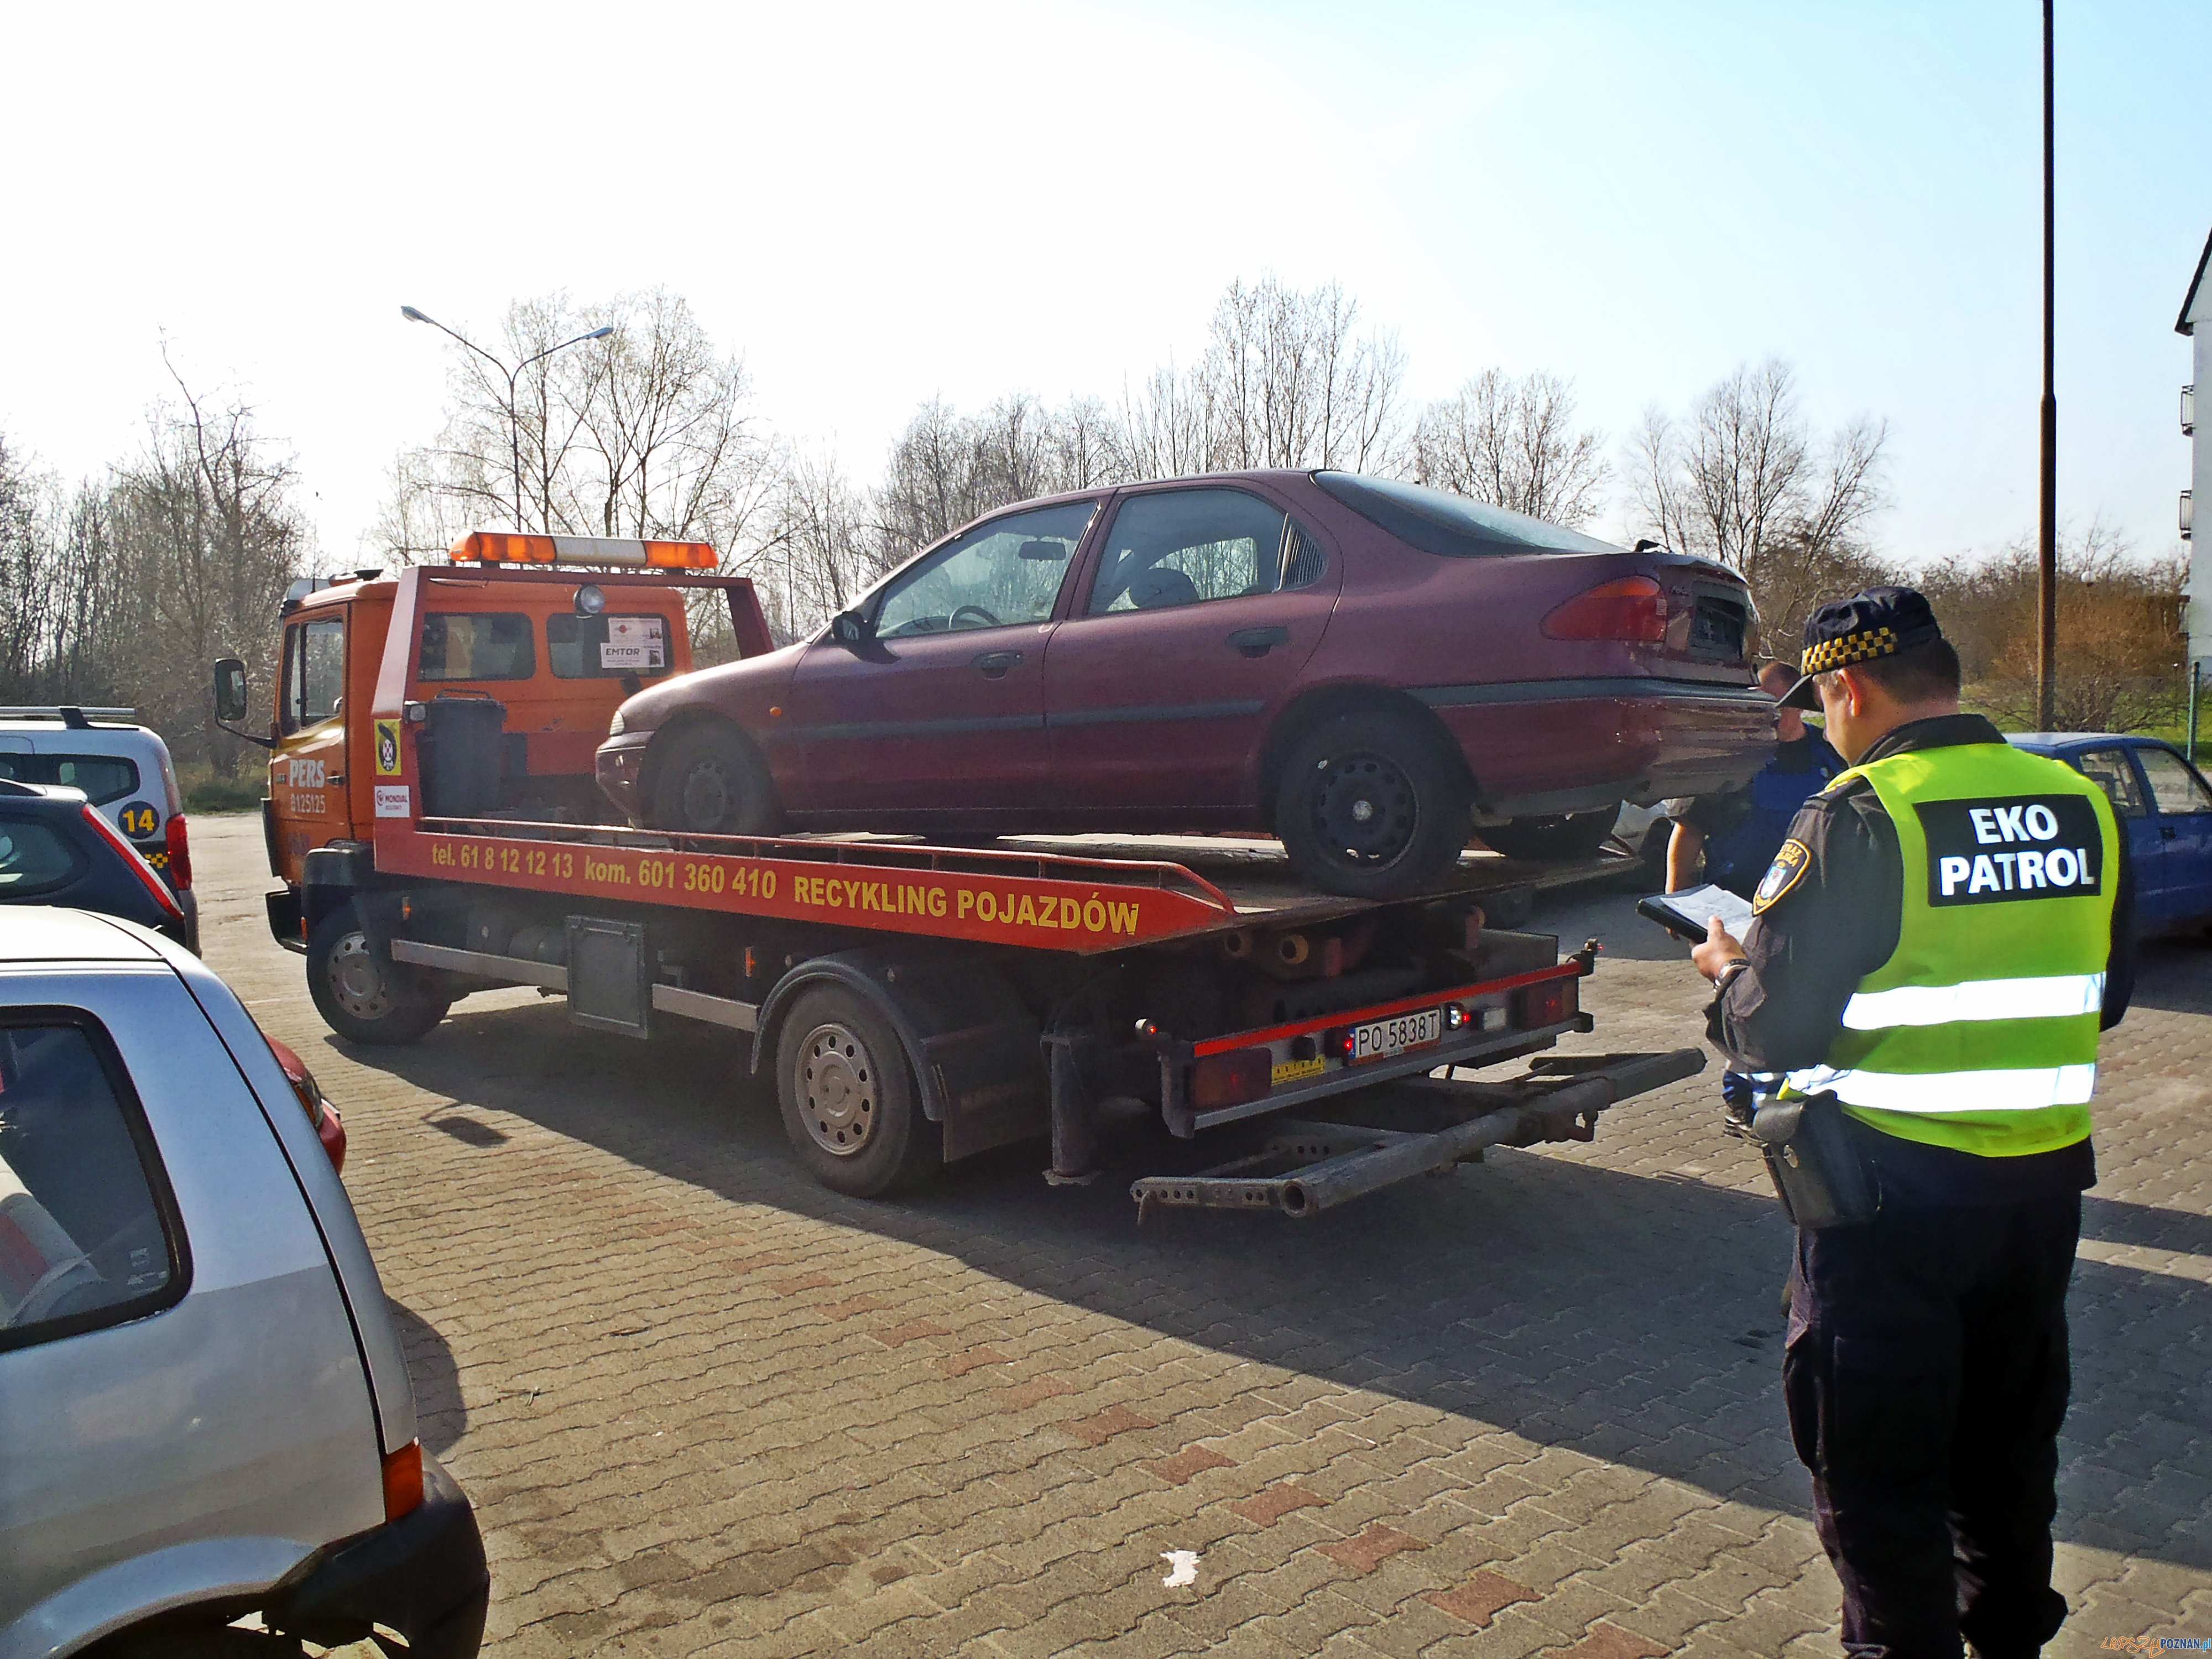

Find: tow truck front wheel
773;985;940;1197
309;906;451;1046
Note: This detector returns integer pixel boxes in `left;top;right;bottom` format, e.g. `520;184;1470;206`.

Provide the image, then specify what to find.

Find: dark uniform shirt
1709;713;2135;1207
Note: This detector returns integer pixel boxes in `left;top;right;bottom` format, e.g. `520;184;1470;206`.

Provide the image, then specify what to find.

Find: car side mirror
830;610;875;648
213;658;248;722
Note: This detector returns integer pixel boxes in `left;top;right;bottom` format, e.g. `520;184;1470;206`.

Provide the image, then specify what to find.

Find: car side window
0;820;84;898
2074;749;2147;819
873;503;1097;638
1086;489;1319;615
0;754;139;805
0;1016;186;1352
281;619;347;734
2135;746;2212;816
420;613;535;682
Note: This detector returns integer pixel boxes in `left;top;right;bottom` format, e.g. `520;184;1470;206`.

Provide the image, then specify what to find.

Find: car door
0;969;382;1632
782;500;1099;817
270;612;352;884
1041;484;1342;811
2130;742;2212;930
2068;745;2162;925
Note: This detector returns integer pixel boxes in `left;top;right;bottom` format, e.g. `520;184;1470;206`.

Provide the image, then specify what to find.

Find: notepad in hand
1637;883;1758;943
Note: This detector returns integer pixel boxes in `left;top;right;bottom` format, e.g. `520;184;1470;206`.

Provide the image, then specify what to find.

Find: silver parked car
0;908;486;1657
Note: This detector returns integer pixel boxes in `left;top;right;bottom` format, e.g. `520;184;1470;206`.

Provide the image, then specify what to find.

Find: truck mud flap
1129;1050;1704;1220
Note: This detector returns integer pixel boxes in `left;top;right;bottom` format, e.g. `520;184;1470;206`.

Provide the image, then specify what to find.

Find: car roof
0;720;171;755
0;906;167;963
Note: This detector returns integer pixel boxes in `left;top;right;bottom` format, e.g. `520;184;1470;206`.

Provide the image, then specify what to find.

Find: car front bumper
265;1450;488;1659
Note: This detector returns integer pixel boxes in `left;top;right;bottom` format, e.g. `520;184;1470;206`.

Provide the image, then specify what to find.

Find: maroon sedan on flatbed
596;471;1774;898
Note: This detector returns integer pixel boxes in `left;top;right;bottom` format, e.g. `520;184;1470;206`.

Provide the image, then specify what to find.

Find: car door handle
2162;825;2177;840
972;650;1023;678
1226;626;1290;658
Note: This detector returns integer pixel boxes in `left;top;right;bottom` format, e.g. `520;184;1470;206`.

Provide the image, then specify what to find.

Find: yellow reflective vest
1778;740;2120;1158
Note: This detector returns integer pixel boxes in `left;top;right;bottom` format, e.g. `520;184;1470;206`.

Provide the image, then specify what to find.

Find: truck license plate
1351;1008;1443;1063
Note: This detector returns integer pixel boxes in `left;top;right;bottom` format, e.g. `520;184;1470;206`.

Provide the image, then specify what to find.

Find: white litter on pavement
1160;1550;1199;1588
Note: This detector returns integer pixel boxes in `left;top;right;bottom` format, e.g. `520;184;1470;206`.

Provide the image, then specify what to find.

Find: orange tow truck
218;533;1701;1214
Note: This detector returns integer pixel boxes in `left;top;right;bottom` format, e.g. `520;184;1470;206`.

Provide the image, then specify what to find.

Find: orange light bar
448;531;716;568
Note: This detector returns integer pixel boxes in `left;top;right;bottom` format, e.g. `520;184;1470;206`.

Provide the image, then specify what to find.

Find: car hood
615;640;806;733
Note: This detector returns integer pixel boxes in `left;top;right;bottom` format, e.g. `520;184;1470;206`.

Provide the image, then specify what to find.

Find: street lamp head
586;326;614;340
400;305;431;324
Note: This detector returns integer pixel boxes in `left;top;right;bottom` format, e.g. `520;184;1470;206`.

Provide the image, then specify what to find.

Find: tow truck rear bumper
1130;1048;1704;1218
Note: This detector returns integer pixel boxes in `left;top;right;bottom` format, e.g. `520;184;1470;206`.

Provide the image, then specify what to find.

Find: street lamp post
2036;0;2058;732
400;305;613;532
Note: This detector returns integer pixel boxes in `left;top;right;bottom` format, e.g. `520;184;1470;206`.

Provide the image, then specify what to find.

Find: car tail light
164;812;192;890
80;806;186;924
1542;576;1667;642
1516;974;1580;1028
1322;1026;1357;1061
383;1441;426;1521
1188;1047;1272;1109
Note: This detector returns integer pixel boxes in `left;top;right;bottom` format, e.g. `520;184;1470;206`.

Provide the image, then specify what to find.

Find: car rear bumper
1418;680;1773;813
594;731;654;818
265;1450;488;1659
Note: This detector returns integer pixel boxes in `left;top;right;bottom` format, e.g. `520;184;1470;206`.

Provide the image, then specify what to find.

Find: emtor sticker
373;785;411;820
1752;838;1813;915
599;614;667;671
374;719;401;775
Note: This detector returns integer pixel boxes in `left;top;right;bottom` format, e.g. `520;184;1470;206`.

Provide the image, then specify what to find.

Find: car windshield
1313;472;1622;557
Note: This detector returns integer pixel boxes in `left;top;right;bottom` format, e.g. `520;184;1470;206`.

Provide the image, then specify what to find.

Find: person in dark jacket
1688;588;2132;1659
1666;659;1846;896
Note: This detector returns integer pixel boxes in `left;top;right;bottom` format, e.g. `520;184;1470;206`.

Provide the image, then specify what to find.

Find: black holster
1739;1097;1876;1228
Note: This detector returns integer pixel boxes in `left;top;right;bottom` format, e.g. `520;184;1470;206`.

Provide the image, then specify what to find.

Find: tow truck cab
252;539;770;940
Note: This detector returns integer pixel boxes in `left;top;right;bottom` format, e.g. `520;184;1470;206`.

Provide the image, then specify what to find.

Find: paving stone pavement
194;818;2212;1656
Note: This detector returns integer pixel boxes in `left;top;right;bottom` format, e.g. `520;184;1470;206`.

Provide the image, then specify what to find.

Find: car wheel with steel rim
307;905;451;1046
773;983;940;1196
1274;711;1470;900
645;723;782;836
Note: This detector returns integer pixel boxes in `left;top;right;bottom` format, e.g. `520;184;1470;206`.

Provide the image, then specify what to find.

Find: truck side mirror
830;610;875;648
213;658;249;723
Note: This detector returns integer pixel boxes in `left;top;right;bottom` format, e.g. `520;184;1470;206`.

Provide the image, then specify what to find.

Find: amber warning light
448;531;717;569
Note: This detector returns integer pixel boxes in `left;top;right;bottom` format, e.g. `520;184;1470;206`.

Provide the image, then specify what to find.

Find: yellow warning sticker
1271;1056;1326;1087
374;719;402;775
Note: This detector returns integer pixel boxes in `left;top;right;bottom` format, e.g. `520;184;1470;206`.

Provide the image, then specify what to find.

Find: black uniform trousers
1783;1193;2080;1659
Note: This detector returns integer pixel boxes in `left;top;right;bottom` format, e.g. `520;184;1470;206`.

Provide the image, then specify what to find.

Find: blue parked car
2007;734;2212;937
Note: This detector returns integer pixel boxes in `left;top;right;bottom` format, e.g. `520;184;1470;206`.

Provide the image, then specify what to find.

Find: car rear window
421;612;536;682
0;754;139;806
0;1016;186;1352
0;820;84;898
1313;472;1622;557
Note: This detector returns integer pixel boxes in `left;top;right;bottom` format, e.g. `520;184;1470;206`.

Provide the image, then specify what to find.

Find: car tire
1479;807;1620;863
1273;712;1472;900
308;904;451;1046
774;984;941;1197
645;724;782;836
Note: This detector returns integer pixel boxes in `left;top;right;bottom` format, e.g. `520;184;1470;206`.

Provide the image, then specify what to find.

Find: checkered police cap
1778;586;1945;709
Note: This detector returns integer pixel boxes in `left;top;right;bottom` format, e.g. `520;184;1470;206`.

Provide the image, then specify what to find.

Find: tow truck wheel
773;985;940;1197
1274;712;1471;900
1479;807;1619;863
646;724;782;837
307;905;451;1046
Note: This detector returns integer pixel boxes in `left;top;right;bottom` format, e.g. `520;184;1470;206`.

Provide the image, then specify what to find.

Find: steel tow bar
1130;1048;1707;1220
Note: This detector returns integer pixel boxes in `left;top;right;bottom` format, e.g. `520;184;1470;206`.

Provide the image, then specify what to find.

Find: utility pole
2036;0;2059;731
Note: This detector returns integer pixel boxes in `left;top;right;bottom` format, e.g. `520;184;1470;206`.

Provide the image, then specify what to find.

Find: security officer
1688;587;2133;1659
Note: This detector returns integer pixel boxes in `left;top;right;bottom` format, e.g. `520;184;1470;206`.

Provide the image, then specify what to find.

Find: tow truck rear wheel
308;905;451;1046
646;724;782;837
773;984;941;1197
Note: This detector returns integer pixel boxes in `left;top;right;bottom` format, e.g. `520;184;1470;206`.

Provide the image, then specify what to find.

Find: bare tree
1626;359;1889;646
1192;277;1408;473
1412;370;1608;526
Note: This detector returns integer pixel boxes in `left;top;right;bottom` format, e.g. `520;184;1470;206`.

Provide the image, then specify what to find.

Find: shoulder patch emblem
1752;838;1813;915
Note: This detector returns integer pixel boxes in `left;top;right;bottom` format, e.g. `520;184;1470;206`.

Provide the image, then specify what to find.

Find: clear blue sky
2;0;2201;572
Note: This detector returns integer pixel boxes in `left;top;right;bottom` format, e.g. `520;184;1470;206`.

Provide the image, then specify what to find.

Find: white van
0;709;197;952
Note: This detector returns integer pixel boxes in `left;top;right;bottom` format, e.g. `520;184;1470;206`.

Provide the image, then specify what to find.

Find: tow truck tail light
383;1441;425;1521
1541;576;1667;643
448;530;717;568
81;806;186;924
1322;1026;1356;1060
1188;1047;1272;1109
1516;974;1579;1028
165;812;192;890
